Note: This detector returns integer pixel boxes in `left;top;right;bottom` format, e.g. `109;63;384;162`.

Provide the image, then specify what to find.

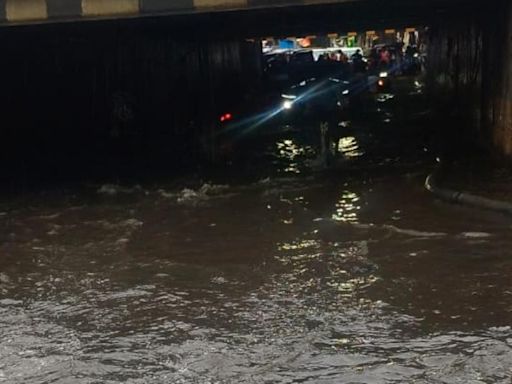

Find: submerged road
0;78;511;383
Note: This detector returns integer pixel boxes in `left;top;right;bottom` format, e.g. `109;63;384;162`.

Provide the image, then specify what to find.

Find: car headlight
283;100;294;110
281;94;297;100
342;89;350;95
379;72;389;78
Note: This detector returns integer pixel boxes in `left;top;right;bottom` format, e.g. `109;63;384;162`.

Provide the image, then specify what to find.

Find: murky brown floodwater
1;84;512;383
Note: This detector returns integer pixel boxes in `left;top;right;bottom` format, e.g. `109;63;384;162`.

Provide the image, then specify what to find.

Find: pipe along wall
0;20;262;181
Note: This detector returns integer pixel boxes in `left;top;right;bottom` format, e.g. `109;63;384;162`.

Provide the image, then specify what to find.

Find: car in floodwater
216;75;353;141
279;76;352;123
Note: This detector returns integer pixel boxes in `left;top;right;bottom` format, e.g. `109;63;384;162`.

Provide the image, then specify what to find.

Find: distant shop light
298;37;312;48
347;32;358;37
405;28;416;33
366;30;376;36
385;29;396;34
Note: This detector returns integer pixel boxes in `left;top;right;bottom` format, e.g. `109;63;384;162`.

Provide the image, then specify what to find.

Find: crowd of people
311;44;423;75
263;43;424;93
366;44;423;74
313;49;367;75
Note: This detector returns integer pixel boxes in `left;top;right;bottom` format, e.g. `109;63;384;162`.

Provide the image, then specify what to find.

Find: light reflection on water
332;190;361;223
338;136;364;158
376;93;395;103
276;139;315;174
277;239;319;252
410;80;425;95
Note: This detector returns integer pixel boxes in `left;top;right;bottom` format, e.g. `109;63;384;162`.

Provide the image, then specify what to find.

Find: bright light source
342;89;350;95
378;80;385;87
281;94;297;100
283;100;293;110
379;72;388;78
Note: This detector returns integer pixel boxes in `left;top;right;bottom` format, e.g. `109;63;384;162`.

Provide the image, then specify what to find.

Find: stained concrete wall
426;0;512;157
0;21;262;178
484;0;512;155
427;16;483;144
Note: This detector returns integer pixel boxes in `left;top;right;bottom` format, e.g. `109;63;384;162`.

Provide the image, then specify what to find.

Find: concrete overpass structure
0;0;467;25
0;0;361;24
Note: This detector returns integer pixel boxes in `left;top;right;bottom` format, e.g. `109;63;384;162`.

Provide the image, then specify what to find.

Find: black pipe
425;172;512;215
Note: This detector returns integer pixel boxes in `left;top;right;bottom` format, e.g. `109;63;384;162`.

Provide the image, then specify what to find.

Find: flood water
1;80;512;383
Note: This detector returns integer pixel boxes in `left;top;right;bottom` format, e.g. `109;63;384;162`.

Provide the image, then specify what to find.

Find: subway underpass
1;1;512;383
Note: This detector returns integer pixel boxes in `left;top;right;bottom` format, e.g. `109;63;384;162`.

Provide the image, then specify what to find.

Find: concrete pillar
489;1;512;155
426;1;512;157
426;17;483;149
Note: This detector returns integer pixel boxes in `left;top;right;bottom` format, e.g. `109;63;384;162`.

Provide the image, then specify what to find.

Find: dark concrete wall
427;14;483;142
0;21;261;179
426;0;512;157
483;0;512;155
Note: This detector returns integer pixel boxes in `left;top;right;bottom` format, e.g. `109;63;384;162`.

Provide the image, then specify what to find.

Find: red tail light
220;113;233;123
